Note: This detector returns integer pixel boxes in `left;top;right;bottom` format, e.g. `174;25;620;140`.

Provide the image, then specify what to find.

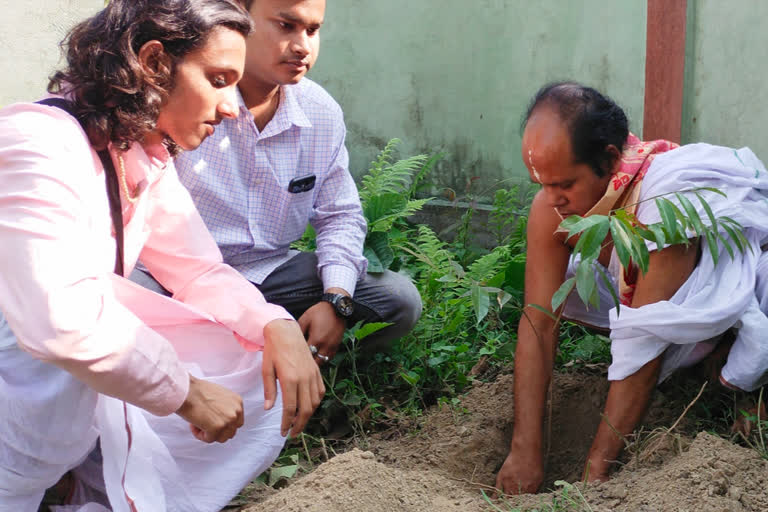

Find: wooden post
643;0;688;142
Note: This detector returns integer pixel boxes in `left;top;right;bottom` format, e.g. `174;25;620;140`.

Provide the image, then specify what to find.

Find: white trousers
0;283;285;512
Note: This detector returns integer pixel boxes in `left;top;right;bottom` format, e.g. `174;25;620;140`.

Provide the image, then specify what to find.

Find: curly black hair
48;0;252;154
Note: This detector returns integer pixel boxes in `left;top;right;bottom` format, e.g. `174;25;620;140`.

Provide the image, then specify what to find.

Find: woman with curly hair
0;1;323;510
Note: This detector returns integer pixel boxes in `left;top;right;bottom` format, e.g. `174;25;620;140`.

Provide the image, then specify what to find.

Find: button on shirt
175;78;368;295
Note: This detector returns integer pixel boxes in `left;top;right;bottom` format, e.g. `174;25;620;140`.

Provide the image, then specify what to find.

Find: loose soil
237;370;768;511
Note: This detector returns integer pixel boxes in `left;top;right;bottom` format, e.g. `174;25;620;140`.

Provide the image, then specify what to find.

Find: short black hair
522;81;629;177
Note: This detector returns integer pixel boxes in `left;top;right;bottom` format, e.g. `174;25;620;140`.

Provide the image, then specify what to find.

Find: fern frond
366;138;400;178
466;246;510;282
397;225;455;274
403;197;432;216
361;154;429;202
368;197;434;232
409;152;443;197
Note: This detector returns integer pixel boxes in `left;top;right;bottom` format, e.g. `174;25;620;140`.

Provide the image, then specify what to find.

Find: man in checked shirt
132;0;422;364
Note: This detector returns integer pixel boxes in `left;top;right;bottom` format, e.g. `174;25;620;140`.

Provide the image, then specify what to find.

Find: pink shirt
0;102;292;416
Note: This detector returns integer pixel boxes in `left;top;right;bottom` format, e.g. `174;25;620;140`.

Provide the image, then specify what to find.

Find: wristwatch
321;293;355;318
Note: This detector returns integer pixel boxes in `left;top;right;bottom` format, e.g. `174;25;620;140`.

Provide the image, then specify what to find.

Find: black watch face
336;296;354;317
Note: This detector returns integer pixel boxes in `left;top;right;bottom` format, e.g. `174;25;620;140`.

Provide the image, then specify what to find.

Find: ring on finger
309;344;318;356
316;353;329;362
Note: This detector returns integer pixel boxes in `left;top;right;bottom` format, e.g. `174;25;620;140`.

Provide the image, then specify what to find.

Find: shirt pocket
277;186;315;246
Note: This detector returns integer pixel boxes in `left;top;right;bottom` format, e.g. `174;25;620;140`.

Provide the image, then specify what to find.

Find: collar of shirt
236;85;312;141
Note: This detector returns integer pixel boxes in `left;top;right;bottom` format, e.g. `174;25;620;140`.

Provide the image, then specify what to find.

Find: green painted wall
11;1;765;198
682;0;768;162
308;1;648;199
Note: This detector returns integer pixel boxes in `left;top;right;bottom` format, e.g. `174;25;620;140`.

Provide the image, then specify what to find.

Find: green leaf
363;193;407;226
595;264;621;313
695;192;718;230
611;216;650;273
575;258;598;309
675;193;705;236
636;227;657;243
656;198;678;239
720;221;746;253
527;303;558;322
408;152;444;197
571;334;610;361
647;223;666;250
551;277;576;312
634;229;651;274
291;224;317;252
559;214;609;240
705;230;720;266
340;394;362;406
720;216;752;254
399;371;420;386
486;270;506;288
366;231;394;270
715;231;735;260
449;261;466;279
504;255;526;292
363;245;384;273
573;218;610;261
668;199;691;231
609;217;634;268
697;186;727;198
441;310;466;334
268;464;299;487
471;283;491;324
427;355;449;367
354;322;392;341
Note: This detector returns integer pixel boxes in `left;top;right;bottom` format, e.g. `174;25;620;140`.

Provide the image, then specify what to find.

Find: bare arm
584;241;698;481
496;193;571;494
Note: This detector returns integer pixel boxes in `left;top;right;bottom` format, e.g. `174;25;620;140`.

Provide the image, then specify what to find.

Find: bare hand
583;454;611;483
175;374;244;443
297;301;345;365
262;319;325;437
495;443;544;495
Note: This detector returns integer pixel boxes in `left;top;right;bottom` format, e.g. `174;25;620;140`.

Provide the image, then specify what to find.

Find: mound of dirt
370;371;615;489
238;370;768;511
510;432;768;512
245;449;487;512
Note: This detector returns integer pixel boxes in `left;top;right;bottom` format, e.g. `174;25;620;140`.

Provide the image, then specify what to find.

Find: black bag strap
36;98;125;276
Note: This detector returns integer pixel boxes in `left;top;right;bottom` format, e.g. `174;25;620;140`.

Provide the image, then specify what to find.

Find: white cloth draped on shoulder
1;276;285;512
563;143;768;391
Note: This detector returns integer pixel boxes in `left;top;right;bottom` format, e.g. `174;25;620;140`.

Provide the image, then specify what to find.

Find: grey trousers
129;252;422;347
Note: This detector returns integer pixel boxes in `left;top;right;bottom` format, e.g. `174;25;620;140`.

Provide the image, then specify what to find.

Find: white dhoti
563;143;768;391
0;277;285;512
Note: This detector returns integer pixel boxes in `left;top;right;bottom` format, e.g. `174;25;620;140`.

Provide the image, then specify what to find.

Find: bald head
523;82;629;177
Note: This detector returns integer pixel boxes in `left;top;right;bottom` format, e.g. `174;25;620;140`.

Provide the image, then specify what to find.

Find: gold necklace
117;154;140;204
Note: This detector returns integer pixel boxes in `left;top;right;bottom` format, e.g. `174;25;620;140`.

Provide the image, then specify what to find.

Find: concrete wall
4;1;766;198
0;1;101;107
308;1;647;198
682;0;768;161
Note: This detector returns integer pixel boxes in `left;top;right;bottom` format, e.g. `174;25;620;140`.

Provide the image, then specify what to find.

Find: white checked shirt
175;78;368;295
